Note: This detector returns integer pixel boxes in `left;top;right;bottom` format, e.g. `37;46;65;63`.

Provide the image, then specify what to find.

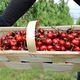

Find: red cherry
46;38;52;45
53;38;59;45
72;39;80;46
0;47;3;50
59;40;65;46
47;45;53;51
36;41;42;47
67;34;74;41
71;32;78;37
79;37;80;40
7;32;13;36
41;39;46;44
49;48;56;51
73;46;80;51
18;46;25;50
61;46;66;51
11;46;18;50
75;37;79;40
20;30;26;35
54;44;61;51
3;40;9;46
3;46;10;50
1;36;6;40
53;31;59;38
39;35;44;39
60;32;67;39
38;28;44;34
10;39;17;46
65;42;72;49
23;35;26;41
40;45;47;51
47;31;53;39
15;34;23;42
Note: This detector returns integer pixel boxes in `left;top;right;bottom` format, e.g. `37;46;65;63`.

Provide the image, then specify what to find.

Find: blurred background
0;0;80;26
55;0;80;24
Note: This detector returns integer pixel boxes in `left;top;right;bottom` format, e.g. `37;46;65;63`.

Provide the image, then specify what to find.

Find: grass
0;68;77;80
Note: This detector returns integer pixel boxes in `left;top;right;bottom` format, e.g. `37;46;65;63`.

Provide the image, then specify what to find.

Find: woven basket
0;20;80;72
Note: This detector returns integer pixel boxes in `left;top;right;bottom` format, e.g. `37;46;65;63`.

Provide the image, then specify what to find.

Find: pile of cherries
0;30;27;50
0;28;80;51
36;28;80;51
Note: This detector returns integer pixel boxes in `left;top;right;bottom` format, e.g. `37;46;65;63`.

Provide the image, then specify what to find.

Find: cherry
41;39;46;44
65;42;72;49
73;46;80;51
22;35;26;41
53;38;59;45
54;44;61;51
18;46;25;50
67;34;74;41
47;45;53;51
47;31;53;39
38;28;44;34
46;38;52;45
11;46;18;50
53;31;59;38
59;40;65;46
61;46;66;51
10;39;17;46
40;45;47;51
15;34;23;42
72;39;80;46
6;32;13;36
36;41;42;47
1;36;6;40
39;35;44;39
60;32;67;39
0;47;3;50
71;32;78;37
20;30;26;35
3;40;9;46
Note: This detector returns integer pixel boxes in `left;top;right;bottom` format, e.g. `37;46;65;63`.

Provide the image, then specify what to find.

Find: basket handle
26;20;40;52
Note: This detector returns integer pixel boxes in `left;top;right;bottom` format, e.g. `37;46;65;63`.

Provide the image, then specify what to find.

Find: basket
0;20;80;72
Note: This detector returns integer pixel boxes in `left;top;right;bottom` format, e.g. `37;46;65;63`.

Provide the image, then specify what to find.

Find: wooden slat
4;62;31;69
0;56;8;61
52;56;80;63
0;51;80;55
6;56;20;62
19;56;52;62
73;63;80;72
0;51;80;63
0;62;7;67
30;62;44;72
43;63;73;72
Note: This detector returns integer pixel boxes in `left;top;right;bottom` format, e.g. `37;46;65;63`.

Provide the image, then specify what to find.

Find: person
77;72;80;80
0;0;80;80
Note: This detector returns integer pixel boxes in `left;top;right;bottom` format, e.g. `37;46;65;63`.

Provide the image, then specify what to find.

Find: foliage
24;0;74;26
0;68;76;80
76;17;80;25
0;0;9;14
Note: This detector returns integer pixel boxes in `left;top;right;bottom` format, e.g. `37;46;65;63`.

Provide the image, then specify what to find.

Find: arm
0;0;36;26
74;0;80;6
